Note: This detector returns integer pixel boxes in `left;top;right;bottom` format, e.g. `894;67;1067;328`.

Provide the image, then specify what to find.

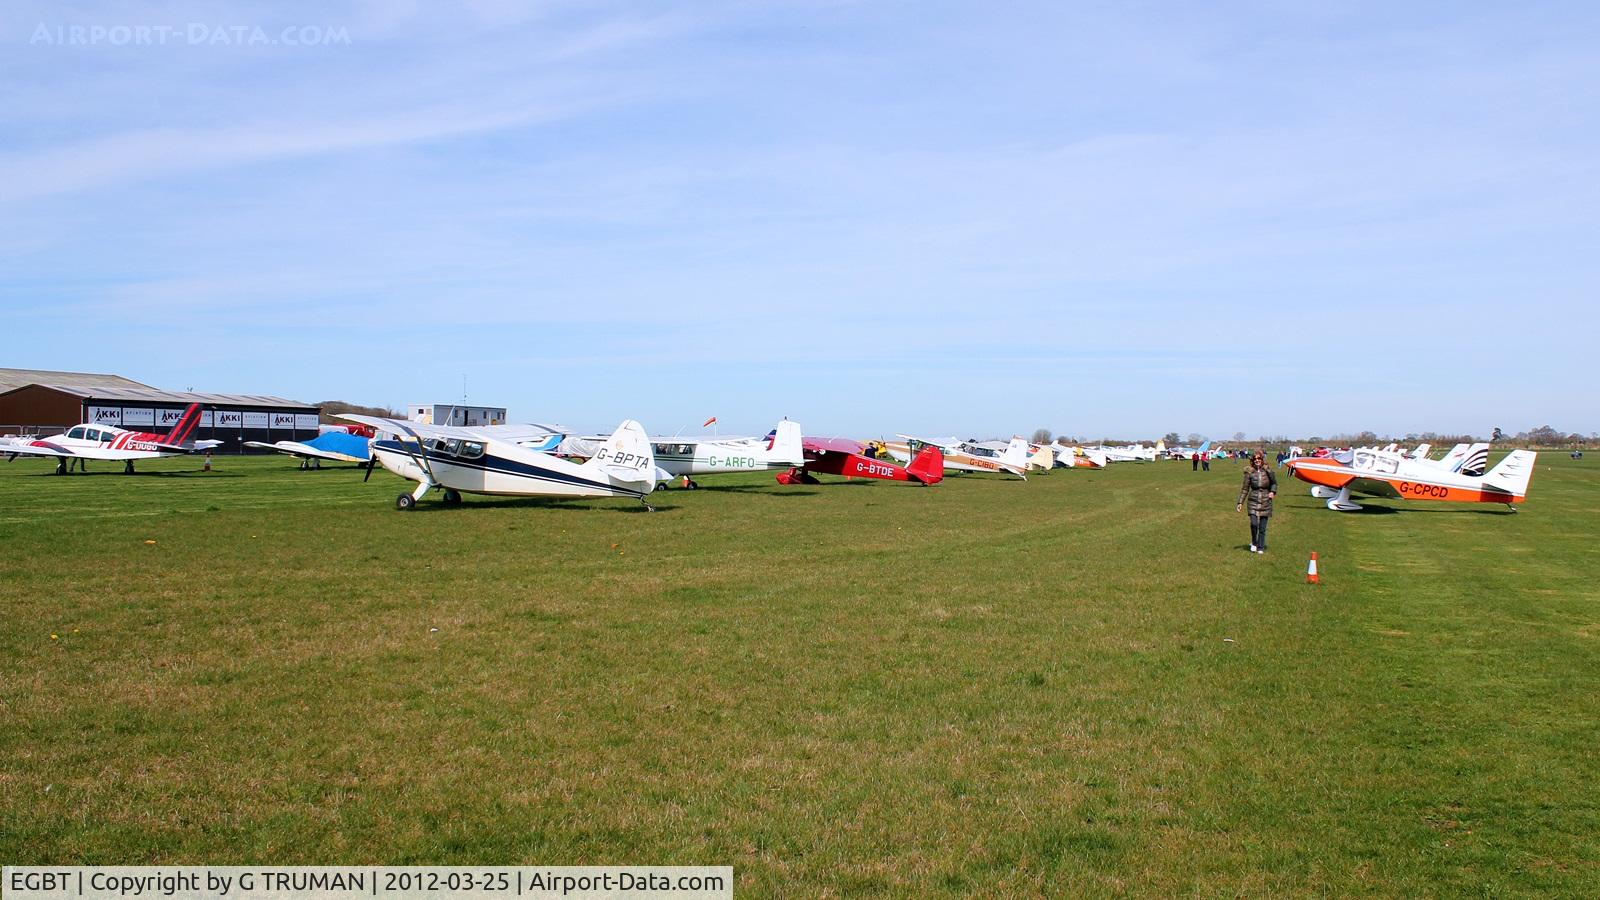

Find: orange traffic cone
1306;551;1320;584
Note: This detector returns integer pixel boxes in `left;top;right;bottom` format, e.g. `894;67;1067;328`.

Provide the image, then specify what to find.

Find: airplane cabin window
67;426;86;440
461;442;485;459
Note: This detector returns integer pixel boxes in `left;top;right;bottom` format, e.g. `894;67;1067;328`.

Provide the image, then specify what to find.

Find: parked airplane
0;403;211;474
1164;440;1214;460
883;435;1030;478
246;430;373;468
1285;446;1535;511
348;416;663;510
1097;442;1159;462
563;420;804;488
776;437;944;486
1052;443;1107;469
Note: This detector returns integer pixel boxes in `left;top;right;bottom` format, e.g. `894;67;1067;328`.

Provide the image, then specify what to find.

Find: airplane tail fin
907;445;944;484
1411;442;1432;459
769;419;804;465
1154;439;1166;453
1029;445;1055;471
1197;440;1211;455
1001;436;1030;474
1482;450;1536;499
579;420;657;485
1457;442;1491;476
162;403;203;445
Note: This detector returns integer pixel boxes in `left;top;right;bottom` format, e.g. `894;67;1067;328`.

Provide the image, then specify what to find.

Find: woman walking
1237;451;1277;553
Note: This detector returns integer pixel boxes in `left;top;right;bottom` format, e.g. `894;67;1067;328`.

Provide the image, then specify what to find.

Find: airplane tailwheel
443;489;462;504
687;479;699;490
396;493;417;511
654;482;666;492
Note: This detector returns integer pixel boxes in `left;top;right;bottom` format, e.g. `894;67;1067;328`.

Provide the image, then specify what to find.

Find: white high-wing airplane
0;403;213;474
1096;443;1158;462
346;415;663;510
883;435;1031;478
561;420;804;488
1287;446;1536;512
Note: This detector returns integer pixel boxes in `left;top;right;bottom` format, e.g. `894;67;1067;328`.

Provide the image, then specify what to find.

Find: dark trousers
1249;514;1269;550
1202;459;1210;471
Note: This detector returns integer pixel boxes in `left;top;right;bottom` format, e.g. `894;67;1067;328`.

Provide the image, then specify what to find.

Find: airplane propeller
363;456;377;482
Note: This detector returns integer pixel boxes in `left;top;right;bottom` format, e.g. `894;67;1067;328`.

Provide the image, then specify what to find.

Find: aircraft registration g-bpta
343;414;664;510
1285;445;1536;511
0;403;212;473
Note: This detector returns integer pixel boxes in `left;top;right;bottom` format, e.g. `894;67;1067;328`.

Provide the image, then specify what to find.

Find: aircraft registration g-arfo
562;420;804;489
0;403;209;474
1285;445;1536;512
343;415;663;510
776;436;944;486
884;435;1030;478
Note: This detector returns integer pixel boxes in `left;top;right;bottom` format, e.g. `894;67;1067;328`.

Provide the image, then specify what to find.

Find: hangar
0;367;320;451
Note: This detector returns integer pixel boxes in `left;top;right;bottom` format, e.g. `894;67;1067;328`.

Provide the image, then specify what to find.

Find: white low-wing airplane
345;415;664;510
1286;445;1536;511
0;403;213;474
561;420;804;488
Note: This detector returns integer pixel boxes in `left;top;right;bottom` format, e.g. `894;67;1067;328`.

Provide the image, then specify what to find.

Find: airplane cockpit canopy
1352;450;1398;474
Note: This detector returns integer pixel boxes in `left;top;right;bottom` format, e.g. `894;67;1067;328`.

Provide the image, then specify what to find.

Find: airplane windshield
66;426;86;440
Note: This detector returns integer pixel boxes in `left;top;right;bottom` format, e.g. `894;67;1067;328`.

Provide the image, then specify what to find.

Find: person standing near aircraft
1237;451;1277;553
1192;452;1200;472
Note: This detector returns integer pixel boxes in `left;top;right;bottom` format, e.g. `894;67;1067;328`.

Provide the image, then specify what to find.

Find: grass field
2;451;1596;895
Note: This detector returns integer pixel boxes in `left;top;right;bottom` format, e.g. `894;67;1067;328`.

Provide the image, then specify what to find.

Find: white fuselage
371;437;649;500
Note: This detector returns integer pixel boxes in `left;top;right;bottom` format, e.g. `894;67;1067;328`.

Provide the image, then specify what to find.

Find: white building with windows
409;404;507;427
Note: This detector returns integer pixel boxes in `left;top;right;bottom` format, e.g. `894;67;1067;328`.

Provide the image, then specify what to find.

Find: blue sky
2;1;1595;440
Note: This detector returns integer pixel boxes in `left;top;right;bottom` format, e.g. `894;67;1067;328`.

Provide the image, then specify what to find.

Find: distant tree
1162;431;1180;445
1492;426;1505;441
316;399;403;423
1186;432;1204;445
1232;431;1245;442
1527;425;1563;446
1031;428;1053;444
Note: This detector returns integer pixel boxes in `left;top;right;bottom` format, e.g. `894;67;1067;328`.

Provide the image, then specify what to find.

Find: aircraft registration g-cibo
0;403;212;474
1285;446;1536;512
561;420;804;489
884;435;1031;478
343;415;664;510
776;436;944;486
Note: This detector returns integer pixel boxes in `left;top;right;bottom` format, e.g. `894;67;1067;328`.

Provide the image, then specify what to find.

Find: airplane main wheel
443;489;462;504
654;482;667;492
396;493;417;511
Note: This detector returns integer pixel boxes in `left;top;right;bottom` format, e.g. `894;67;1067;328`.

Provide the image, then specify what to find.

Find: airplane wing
244;435;369;463
339;414;566;450
0;441;151;461
805;437;865;455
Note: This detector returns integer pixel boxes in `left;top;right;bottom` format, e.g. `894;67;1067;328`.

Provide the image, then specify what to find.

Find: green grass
1;452;1596;895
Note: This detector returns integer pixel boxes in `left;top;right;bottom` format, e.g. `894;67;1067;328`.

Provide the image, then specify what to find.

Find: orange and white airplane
1285;445;1535;511
883;435;1030;478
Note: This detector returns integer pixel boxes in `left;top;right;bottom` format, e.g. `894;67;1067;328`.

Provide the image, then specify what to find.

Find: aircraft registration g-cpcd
1285;445;1536;512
